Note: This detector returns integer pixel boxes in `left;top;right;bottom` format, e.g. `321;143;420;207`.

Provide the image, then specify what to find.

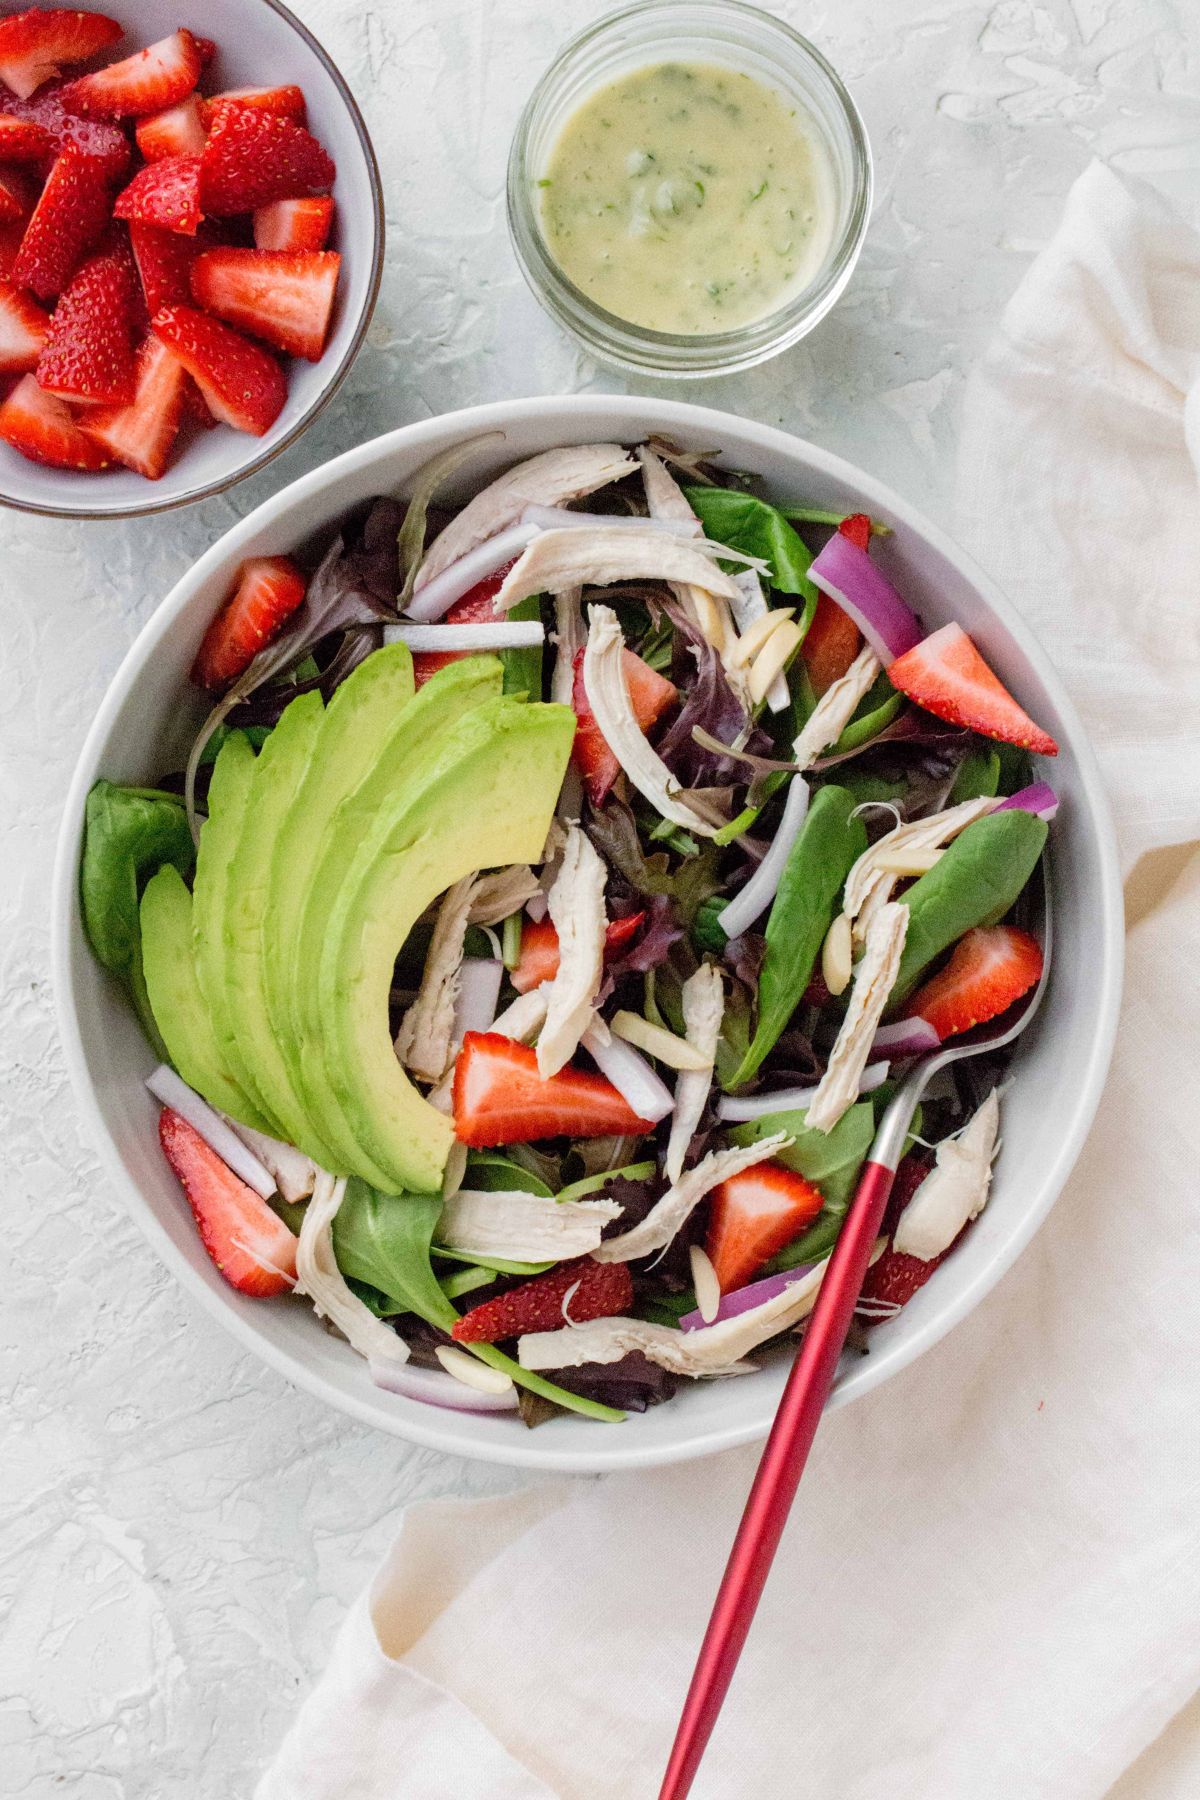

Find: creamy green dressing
538;61;834;336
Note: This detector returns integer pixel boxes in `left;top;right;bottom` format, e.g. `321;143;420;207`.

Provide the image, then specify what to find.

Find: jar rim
506;0;873;376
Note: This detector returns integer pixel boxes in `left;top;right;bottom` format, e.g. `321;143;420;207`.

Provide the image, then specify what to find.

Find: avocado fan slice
282;655;506;1184
317;696;576;1194
140;863;273;1134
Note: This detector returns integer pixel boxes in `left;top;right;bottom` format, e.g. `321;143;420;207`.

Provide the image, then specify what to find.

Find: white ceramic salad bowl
51;396;1123;1473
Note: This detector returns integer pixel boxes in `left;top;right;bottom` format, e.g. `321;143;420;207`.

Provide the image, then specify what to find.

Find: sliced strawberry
0;278;50;371
704;1160;825;1293
888;622;1058;756
0;370;110;467
881;1149;934;1237
199;83;306;130
128;216;203;312
158;1106;297;1296
451;1256;633;1345
858;1246;944;1319
411;573;513;686
58;27;202;119
180;371;215;429
36;240;136;404
8;83;132;179
510;911;647;995
0;9;122;101
839;511;872;551
0;221;23;279
571;645;678;806
253;193;333;252
0;110;54;159
453;1031;655;1148
80;333;184;478
199;103;335;215
192;553;307;689
190;246;339;360
0;165;34;222
114;153;203;235
151;302;286;435
12;143;111;298
135;92;206;161
193;35;216;70
905;924;1043;1041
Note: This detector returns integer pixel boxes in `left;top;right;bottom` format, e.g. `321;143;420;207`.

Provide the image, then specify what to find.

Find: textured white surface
2;1;1197;1793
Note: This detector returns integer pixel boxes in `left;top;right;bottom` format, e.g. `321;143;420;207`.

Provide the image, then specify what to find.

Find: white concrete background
2;1;1198;1793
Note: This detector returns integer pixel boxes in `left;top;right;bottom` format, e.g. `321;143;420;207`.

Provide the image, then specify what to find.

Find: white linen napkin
257;161;1200;1800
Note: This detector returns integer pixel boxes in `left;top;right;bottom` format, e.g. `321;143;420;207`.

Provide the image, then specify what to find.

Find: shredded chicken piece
521;1253;834;1375
494;526;744;614
843;796;997;944
805;902;908;1134
551;587;585;706
415;444;637;589
637;444;733;654
468;865;541;927
894;1090;1000;1261
222;1116;316;1204
538;825;608;1077
793;644;882;770
583;604;722;836
490;983;551;1044
296;1172;410;1367
665;964;726;1183
594;1131;791;1263
394;875;478;1081
437;1189;620;1261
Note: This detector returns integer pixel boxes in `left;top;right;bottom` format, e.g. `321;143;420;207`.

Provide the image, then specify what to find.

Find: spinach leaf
331;1180;456;1330
829;677;903;756
80;780;196;1055
949;747;1001;804
727;784;867;1087
500;594;545;700
464;1153;555;1198
684;486;818;604
890;809;1047;1005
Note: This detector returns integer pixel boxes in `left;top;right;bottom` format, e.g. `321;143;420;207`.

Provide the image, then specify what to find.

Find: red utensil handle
658;1158;897;1800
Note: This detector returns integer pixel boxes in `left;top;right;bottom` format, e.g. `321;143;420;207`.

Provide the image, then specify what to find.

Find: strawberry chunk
192;553;307;689
6;83;132;179
510;911;647;995
151;302;287;435
888;622;1059;756
128;217;208;313
12;144;111;299
0;370;110;467
253;194;333;252
180;372;216;429
0;9;122;101
571;645;678;806
858;1246;944;1319
135;92;206;161
0;166;34;223
193;35;216;70
451;1256;633;1344
0;110;54;159
199;84;306;130
158;1106;297;1296
199;103;334;215
453;1031;655;1148
838;511;872;551
905;924;1043;1041
36;239;137;405
0;221;24;279
58;27;202;119
190;246;339;361
80;333;185;478
705;1160;825;1293
0;278;50;371
114;153;203;235
800;594;861;698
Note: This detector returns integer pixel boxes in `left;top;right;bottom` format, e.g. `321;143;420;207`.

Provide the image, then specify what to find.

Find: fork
658;865;1053;1800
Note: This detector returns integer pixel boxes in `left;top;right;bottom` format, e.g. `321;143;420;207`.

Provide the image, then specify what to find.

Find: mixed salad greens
80;435;1058;1426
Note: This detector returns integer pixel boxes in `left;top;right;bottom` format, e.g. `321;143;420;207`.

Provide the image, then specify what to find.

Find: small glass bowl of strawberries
0;1;383;517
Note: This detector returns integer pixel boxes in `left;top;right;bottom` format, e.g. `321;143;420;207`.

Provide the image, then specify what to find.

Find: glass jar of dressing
507;0;872;376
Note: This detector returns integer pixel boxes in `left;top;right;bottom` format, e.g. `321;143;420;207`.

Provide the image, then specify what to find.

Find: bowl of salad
52;396;1122;1472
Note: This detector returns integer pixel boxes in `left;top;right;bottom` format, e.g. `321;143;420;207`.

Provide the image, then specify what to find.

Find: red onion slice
404;522;539;622
809;532;923;665
717;774;810;941
383;620;544;651
679;1262;818;1332
871;1018;941;1059
520;504;701;537
145;1064;275;1198
716;1060;890;1123
370;1358;518;1413
992;781;1059;820
581;1025;674;1123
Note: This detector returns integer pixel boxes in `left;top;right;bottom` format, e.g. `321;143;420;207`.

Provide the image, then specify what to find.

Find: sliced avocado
318;696;575;1193
285;656;506;1181
140;863;272;1132
221;688;344;1165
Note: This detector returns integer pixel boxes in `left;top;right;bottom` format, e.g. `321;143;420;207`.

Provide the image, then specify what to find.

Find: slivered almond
821;912;854;997
748;620;803;706
871;846;944;877
434;1344;514;1394
731;605;795;667
610;1009;712;1071
689;1244;722;1324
